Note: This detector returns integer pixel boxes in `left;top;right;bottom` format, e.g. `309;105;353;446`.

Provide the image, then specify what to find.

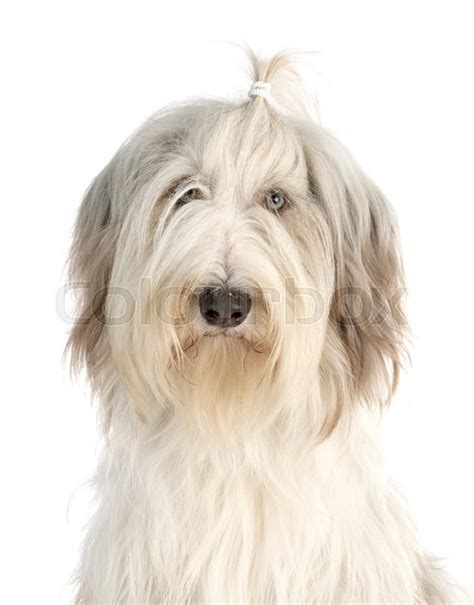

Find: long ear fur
67;161;119;383
65;107;202;401
303;126;407;422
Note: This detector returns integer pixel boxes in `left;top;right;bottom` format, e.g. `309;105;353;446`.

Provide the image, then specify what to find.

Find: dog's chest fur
78;411;444;604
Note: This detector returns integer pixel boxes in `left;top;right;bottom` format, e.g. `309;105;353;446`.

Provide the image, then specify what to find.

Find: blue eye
265;190;286;211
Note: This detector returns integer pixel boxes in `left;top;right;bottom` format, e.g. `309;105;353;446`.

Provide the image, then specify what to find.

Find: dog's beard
163;290;288;437
174;334;274;436
110;278;318;439
107;261;331;439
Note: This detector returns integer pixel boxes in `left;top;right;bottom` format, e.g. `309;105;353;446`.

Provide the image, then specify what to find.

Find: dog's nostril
205;308;219;321
199;287;251;328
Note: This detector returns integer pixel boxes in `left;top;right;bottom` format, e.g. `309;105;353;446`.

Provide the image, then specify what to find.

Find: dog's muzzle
199;287;252;329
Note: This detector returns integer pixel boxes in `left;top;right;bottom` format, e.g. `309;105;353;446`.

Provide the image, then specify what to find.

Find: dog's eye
176;187;202;207
265;190;286;211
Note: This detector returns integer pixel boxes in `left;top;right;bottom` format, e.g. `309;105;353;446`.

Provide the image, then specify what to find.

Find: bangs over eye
176;187;203;207
166;177;205;208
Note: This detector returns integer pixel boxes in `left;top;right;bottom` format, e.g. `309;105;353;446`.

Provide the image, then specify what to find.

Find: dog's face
69;94;405;437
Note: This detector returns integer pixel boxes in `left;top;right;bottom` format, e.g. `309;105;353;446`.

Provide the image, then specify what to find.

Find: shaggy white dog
68;51;467;603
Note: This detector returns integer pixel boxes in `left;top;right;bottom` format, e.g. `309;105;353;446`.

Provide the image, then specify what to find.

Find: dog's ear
67;161;119;381
304;129;407;421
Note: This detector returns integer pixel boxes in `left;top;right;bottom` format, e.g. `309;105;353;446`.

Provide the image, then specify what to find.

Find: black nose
199;287;252;328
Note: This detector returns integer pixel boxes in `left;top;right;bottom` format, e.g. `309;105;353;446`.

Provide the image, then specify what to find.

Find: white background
1;1;473;603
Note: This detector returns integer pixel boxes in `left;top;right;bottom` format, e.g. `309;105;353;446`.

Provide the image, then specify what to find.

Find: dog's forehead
190;107;309;196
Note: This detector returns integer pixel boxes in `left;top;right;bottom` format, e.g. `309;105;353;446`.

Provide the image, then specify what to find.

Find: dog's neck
94;388;418;604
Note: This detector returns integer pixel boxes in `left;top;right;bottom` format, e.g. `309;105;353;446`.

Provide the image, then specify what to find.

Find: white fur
68;51;468;603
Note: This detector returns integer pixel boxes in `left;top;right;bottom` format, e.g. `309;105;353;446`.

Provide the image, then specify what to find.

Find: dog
68;50;467;603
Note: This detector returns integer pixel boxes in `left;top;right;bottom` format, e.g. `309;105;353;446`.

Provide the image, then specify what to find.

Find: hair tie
248;81;289;115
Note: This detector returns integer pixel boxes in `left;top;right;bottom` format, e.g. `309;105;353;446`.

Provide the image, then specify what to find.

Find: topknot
244;47;319;120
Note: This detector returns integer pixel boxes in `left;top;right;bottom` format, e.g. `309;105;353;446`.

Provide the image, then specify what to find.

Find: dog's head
68;51;406;438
